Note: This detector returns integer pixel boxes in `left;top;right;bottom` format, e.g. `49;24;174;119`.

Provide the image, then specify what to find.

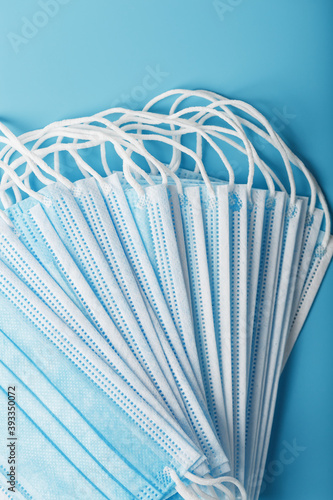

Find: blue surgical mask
246;197;307;498
0;268;209;499
245;191;286;490
102;173;229;474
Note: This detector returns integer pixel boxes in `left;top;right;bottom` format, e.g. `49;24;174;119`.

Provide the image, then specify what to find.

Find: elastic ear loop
37;127;158;197
0;115;131;185
0;111;154;196
52;120;170;194
143;87;294;201
165;99;276;200
119;131;217;198
118;117;284;196
0;135;106;203
1;125;153;198
0;127;155;203
0;130;105;205
143;89;291;200
55;113;171;187
118;110;236;191
140;93;259;198
0;122;74;191
171;103;281;201
0;128;57;190
14;117;280;205
0;159;50;209
169;93;275;195
142;90;284;194
115;110;270;203
91;107;236;190
118;120;230;194
71;121;172;190
0;132;60;211
150;91;248;183
205;96;297;204
116;131;197;197
77;111;209;195
30;107;234;194
236;116;331;249
74;116;181;190
168;469;247;500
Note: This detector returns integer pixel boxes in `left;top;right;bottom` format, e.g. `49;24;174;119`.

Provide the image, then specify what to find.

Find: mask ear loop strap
61;120;171;190
191;483;233;500
166;99;275;199
143;88;296;204
120;131;216;198
160;92;255;192
0;123;74;191
110;109;236;190
119;120;231;194
73;114;170;188
0;159;50;207
188;108;275;199
143;90;283;196
200;125;285;193
170;103;278;201
0;127;116;209
143;89;289;200
236;115;331;249
0;125;157;200
40;126;158;196
0;135;105;201
244;118;331;247
206;97;297;205
119;112;284;196
168;469;247;500
0;128;103;203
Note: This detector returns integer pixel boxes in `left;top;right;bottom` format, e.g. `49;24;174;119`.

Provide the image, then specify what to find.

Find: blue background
0;0;332;498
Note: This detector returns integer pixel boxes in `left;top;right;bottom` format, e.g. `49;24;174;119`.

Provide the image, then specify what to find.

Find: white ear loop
234;116;331;248
142;90;275;200
120;110;236;189
142;90;285;193
167;469;247;500
118;117;284;196
172;103;287;201
0;135;105;205
0;130;102;205
120;131;216;198
143;89;296;201
0;122;74;191
0;111;138;190
168;103;276;199
159;90;330;248
0;123;163;199
0;159;49;207
0;125;157;200
68;113;222;194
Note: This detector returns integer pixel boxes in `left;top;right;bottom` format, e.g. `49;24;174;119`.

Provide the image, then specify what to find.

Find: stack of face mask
0;89;331;500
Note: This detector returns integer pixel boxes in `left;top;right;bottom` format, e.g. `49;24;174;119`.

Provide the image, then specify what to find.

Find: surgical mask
5;193;177;410
0;289;209;500
245;197;307;497
117;132;240;474
0;217;201;453
101;172;229;475
0;143;230;479
0;339;158;500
